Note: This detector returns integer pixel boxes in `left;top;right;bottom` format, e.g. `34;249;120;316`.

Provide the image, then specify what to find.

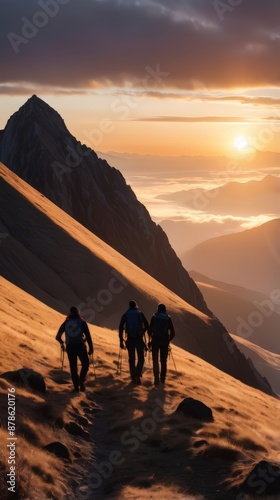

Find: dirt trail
63;369;240;500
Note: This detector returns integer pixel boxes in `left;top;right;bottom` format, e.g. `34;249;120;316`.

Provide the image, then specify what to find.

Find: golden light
234;135;249;151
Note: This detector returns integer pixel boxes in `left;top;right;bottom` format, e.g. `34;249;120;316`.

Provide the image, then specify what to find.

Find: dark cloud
1;0;280;91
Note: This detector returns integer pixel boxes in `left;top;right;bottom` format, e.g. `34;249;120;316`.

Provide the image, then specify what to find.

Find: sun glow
234;136;249;151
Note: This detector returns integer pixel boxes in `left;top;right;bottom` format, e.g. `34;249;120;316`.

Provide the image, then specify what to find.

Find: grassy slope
0;277;279;500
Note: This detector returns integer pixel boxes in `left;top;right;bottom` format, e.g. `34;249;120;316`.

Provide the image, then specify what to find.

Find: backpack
152;312;169;339
125;309;143;338
65;316;84;345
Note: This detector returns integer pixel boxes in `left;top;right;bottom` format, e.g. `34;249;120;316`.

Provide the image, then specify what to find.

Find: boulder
44;441;70;460
0;367;46;393
176;397;213;422
240;460;280;496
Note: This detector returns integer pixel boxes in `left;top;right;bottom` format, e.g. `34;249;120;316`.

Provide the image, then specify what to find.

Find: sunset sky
1;0;280;157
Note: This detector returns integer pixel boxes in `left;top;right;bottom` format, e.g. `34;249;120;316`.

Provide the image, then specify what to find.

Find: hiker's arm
83;322;93;353
141;313;149;333
118;315;126;348
119;314;126;341
148;316;154;339
55;323;65;344
168;317;175;341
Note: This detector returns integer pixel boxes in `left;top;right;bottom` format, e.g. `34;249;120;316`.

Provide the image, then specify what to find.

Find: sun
234;135;249;151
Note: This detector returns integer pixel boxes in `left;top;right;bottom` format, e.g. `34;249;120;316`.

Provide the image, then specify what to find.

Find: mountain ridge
0;95;210;316
182;218;280;294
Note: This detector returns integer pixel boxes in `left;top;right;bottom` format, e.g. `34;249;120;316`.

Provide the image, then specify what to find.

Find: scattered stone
240;460;280;496
193;439;208;448
176;397;213;422
64;421;91;441
73;415;90;427
44;441;70;460
0;368;46;393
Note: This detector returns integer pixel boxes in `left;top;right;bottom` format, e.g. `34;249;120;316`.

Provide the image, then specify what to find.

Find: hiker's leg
78;344;90;385
67;347;79;389
126;338;136;380
160;342;169;382
135;341;145;377
152;342;160;382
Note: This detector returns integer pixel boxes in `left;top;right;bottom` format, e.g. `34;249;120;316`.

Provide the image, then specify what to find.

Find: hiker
56;306;93;392
148;303;175;385
119;300;149;384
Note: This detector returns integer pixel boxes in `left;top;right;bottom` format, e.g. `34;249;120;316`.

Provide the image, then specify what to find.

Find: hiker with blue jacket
148;303;175;385
119;300;149;385
56;306;93;392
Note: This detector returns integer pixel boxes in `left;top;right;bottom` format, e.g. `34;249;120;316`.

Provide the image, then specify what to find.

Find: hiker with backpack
148;303;175;385
119;300;149;385
56;306;93;392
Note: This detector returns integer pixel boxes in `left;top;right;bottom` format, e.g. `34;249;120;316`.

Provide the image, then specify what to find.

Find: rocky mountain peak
0;96;211;315
5;94;68;138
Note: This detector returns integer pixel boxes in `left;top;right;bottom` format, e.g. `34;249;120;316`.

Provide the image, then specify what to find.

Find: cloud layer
1;0;280;92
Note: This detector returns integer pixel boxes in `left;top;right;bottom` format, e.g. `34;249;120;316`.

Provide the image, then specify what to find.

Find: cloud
136;116;248;122
1;0;280;91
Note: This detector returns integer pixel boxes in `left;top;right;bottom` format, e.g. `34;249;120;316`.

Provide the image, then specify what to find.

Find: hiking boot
80;384;86;392
160;379;165;385
135;376;142;385
73;386;79;392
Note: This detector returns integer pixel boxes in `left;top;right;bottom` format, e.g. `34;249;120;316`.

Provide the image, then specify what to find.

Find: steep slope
190;271;280;355
0;278;279;500
182;219;280;295
0;95;209;315
0;162;274;395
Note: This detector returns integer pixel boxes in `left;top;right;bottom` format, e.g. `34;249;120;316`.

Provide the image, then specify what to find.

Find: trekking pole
169;346;178;375
60;346;65;379
116;348;122;375
90;353;96;380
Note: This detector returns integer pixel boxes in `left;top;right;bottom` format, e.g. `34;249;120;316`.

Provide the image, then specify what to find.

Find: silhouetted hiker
148;303;175;385
56;306;93;392
119;300;149;384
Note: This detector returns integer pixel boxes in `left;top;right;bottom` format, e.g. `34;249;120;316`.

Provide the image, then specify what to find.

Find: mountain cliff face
0;95;210;315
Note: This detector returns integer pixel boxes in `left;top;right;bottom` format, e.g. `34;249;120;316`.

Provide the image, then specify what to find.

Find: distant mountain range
157;175;280;216
183;219;280;295
190;271;280;355
0;95;208;315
